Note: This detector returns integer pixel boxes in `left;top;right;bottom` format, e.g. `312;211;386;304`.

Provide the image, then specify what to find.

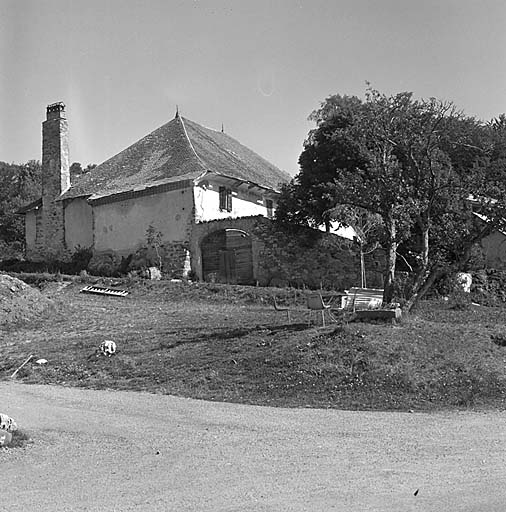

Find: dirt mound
0;274;54;327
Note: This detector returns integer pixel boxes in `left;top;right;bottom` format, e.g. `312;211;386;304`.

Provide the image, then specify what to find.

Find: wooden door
201;229;253;284
219;249;237;284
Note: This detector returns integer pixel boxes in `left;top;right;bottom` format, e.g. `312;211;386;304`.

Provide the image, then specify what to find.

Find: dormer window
219;186;232;212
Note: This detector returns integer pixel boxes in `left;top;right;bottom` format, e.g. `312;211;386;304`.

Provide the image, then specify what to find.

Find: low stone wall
156;242;191;279
191;216;384;289
252;218;384;289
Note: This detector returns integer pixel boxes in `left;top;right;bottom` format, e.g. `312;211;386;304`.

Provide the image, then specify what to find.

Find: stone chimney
42;102;70;196
37;102;70;259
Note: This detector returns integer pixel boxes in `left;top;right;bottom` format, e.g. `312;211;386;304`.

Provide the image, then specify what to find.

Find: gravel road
1;382;506;511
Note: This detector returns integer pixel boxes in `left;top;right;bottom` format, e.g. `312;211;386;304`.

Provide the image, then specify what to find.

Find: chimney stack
38;101;70;258
42;101;70;196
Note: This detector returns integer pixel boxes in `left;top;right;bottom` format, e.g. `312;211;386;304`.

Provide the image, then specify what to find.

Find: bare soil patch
0;273;54;326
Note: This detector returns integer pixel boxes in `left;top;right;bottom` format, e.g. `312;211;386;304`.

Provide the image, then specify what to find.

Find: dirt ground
1;382;506;511
0;274;54;326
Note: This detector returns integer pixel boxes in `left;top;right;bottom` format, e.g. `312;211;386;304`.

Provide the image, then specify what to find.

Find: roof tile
60;116;290;200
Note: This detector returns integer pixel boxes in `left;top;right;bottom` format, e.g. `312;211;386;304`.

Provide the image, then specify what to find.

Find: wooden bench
342;287;384;311
339;288;402;323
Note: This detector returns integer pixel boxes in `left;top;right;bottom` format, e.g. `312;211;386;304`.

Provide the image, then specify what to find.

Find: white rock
456;272;472;293
148;267;162;280
0;413;17;432
98;340;116;357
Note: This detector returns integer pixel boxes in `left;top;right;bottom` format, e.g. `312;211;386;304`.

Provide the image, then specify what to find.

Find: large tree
277;88;506;309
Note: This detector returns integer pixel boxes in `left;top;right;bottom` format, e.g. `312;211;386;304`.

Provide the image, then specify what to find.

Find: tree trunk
360;246;366;288
403;220;430;310
403;267;445;312
383;215;397;304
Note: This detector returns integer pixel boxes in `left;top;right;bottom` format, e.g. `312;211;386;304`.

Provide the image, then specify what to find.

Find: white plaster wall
194;184;273;222
64;198;93;251
93;188;193;253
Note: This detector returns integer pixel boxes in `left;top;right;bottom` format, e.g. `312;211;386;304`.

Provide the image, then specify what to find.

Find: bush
8;429;31;448
87;251;122;277
0;245;92;275
67;245;93;274
448;289;472;310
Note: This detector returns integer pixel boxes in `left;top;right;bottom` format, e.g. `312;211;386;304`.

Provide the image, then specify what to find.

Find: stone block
354;308;402;323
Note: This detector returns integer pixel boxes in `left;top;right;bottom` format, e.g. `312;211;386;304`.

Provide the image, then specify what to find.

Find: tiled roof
60;116;290;201
182;117;290;191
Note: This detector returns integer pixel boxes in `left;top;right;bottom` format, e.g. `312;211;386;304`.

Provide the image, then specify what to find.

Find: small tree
146;225;164;271
327;205;382;288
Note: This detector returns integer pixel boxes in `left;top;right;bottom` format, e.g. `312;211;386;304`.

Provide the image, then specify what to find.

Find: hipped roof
60;116;291;201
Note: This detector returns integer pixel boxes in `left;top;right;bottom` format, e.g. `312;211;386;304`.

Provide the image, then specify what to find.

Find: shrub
8;429;31;448
448;289;472;310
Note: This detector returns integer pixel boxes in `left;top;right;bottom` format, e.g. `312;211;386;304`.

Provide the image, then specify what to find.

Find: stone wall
25;208;43;261
32;103;71;261
251;218;384;289
191;216;384;289
190;216;262;283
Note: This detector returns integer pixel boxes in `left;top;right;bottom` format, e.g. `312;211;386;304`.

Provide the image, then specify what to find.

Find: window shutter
266;199;273;218
219;186;226;210
226;188;232;212
219;186;232;212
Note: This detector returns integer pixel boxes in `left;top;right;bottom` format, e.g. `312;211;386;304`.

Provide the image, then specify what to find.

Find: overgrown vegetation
2;277;506;411
0;245;93;275
7;429;31;449
0;160;41;259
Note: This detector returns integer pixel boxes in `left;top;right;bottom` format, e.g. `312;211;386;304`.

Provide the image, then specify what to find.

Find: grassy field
1;277;506;411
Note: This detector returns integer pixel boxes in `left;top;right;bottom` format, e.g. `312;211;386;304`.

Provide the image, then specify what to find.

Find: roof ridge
178;116;208;171
184;118;250;172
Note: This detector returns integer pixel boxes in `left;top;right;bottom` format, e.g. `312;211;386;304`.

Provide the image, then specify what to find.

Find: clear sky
2;0;506;176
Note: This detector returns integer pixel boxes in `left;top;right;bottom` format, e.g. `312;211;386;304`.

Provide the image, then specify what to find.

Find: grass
1;277;506;411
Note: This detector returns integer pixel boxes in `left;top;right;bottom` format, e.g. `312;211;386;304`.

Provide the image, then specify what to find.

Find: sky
2;0;506;176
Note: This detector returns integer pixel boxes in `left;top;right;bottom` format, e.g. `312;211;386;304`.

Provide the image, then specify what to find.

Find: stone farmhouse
18;102;383;288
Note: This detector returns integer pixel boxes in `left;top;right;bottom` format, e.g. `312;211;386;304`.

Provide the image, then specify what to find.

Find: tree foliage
70;162;97;180
0;160;42;258
0;161;97;259
277;88;506;309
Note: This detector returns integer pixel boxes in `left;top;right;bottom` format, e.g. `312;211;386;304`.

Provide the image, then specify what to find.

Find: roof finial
175;105;179;118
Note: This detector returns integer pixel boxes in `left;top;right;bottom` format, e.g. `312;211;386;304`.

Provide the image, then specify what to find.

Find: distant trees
0;160;42;258
277;87;506;309
70;162;96;180
0;160;97;259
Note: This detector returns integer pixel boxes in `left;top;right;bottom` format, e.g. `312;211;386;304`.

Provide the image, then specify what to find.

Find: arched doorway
201;229;254;284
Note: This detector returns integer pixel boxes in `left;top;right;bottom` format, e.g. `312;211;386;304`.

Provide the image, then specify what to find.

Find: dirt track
1;382;506;511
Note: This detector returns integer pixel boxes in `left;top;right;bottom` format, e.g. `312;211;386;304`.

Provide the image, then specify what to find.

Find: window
219;186;232;212
266;199;273;218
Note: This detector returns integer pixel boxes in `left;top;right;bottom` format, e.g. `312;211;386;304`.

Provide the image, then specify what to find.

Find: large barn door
202;229;253;284
219;249;237;284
